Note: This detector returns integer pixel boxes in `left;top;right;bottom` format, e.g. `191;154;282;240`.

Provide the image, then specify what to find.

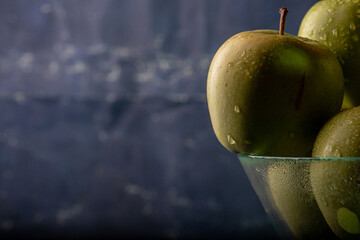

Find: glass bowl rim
237;153;360;162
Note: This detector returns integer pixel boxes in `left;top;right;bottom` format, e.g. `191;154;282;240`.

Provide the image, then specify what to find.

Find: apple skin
311;106;360;239
298;0;360;109
207;30;344;156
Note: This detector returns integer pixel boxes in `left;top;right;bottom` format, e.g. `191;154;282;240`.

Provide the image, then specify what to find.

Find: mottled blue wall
0;1;319;239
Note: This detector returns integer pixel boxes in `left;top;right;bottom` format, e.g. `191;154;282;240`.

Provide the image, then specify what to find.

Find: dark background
0;0;319;239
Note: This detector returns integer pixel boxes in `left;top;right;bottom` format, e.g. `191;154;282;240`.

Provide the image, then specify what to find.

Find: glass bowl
238;154;360;240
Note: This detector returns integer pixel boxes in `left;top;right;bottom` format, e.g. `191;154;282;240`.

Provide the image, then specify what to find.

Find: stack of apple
207;0;360;239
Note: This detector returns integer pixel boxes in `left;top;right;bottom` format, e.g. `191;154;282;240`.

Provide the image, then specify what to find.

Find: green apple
268;161;335;239
207;9;344;156
311;106;360;239
298;0;360;109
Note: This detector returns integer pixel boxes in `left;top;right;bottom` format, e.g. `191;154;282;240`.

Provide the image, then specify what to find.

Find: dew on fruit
332;29;338;37
228;62;234;67
241;50;246;57
245;69;250;76
234;105;241;113
227;135;236;145
350;22;357;31
324;145;333;155
332;147;342;157
308;29;314;37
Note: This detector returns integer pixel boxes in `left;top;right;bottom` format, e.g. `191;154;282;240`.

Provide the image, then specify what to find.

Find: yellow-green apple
207;8;344;156
298;0;360;109
311;106;360;239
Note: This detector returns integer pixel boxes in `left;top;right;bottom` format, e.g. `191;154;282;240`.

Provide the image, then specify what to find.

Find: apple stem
279;7;288;35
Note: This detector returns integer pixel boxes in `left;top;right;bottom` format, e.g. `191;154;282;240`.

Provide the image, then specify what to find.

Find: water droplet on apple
332;29;338;37
332;147;342;157
245;69;250;76
241;50;246;57
227;135;236;145
350;23;357;31
228;62;234;67
320;34;327;41
234;105;241;113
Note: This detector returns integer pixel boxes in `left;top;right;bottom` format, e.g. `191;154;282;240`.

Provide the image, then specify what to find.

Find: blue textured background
0;1;319;239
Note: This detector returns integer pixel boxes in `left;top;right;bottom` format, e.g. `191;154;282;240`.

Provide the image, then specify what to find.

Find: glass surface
239;154;360;240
